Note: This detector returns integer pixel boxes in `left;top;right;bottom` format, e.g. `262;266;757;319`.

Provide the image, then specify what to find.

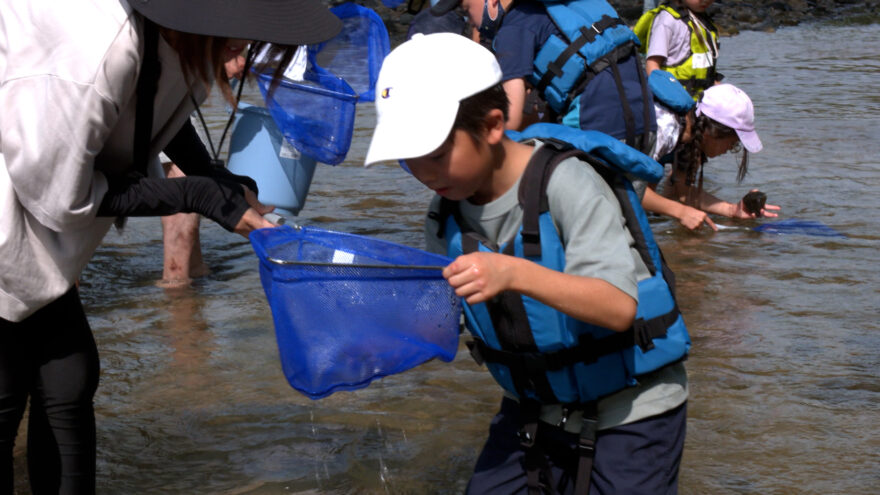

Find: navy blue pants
0;287;99;495
466;397;686;495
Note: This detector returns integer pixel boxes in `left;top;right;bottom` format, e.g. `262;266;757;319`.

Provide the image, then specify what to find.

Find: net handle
266;257;445;270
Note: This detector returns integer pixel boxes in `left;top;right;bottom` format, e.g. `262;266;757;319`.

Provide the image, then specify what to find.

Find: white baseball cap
364;33;503;166
697;84;763;153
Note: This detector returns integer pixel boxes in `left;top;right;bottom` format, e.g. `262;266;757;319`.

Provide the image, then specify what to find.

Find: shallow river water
14;17;880;495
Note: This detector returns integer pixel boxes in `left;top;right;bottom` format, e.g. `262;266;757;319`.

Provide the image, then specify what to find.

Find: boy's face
404;129;494;202
459;0;485;31
683;0;713;13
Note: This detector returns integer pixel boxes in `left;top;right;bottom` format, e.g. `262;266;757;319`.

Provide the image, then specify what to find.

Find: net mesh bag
312;3;390;102
254;3;389;165
256;69;357;165
250;226;462;399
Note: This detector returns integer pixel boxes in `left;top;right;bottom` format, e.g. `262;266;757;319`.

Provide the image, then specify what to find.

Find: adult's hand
233;186;277;237
242;186;275;215
233;207;275;237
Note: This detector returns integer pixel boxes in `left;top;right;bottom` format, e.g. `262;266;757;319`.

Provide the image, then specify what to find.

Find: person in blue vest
366;33;687;495
429;0;657;155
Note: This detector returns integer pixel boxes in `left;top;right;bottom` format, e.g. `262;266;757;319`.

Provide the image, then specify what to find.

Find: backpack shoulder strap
517;140;574;258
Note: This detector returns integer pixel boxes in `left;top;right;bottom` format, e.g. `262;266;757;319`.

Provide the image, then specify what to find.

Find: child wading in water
366;33;688;494
636;0;721;99
643;83;780;230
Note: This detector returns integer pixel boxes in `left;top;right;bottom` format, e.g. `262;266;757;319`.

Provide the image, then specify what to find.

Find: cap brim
736;129;763;153
131;0;342;46
364;100;459;167
430;0;461;16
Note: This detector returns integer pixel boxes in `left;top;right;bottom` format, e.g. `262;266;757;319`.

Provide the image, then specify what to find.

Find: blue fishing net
256;68;357;165
255;4;390;165
312;3;390;102
250;226;462;399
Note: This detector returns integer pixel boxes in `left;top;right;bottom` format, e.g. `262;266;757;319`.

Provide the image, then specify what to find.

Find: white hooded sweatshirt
0;0;206;321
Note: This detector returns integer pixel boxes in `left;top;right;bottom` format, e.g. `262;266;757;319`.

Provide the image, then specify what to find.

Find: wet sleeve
96;175;250;232
546;158;640;301
162;120;259;194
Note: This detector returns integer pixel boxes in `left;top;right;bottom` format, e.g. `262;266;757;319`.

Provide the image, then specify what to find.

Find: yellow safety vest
634;5;719;100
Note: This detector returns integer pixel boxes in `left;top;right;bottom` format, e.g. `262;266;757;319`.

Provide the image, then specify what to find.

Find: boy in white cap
366;33;687;495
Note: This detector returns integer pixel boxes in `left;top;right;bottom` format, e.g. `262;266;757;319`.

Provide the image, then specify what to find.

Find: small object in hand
742;191;767;216
263;212;286;225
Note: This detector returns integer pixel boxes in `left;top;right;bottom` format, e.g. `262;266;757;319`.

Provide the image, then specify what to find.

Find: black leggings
0;287;99;494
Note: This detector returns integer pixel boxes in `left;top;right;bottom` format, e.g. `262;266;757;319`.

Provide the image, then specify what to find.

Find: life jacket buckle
577;415;598;456
557;406;571;428
517;427;536;448
591;23;602;35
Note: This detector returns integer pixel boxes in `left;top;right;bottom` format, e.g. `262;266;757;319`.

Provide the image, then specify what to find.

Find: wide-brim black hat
129;0;342;46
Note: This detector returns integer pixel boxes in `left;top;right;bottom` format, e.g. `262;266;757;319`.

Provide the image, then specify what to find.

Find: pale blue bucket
227;102;317;216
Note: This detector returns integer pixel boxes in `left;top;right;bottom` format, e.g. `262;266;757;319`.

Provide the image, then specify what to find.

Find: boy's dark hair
452;83;510;143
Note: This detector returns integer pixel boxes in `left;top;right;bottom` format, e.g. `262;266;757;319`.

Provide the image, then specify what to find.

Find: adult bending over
0;0;340;492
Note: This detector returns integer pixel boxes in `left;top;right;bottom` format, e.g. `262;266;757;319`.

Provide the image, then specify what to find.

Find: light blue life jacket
433;124;690;405
530;0;641;116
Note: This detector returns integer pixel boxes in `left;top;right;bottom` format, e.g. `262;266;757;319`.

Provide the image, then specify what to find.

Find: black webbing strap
518;399;553;495
609;58;636;148
118;18;160;230
469;302;680;371
535;15;624;97
573;402;599;495
518;144;562;258
444;197;559;403
133;19;159;177
634;46;653;153
430;198;457;240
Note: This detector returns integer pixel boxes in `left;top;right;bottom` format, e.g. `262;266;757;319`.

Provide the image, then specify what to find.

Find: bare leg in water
158;162;210;288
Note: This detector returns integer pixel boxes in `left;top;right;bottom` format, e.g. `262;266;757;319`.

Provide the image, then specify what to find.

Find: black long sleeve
97;175;249;232
163;119;259;194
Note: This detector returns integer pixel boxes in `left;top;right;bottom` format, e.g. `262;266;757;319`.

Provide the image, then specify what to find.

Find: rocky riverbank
358;0;880;41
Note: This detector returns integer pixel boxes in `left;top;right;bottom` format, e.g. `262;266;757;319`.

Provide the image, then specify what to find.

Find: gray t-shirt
425;141;687;430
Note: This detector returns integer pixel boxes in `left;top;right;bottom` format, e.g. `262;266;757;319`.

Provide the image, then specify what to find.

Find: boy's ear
484;109;506;145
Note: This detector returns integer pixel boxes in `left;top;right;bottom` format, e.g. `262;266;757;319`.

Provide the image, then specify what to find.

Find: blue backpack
529;0;652;149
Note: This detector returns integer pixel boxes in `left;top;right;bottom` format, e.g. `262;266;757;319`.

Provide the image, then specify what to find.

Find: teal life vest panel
530;0;641;116
435;124;690;404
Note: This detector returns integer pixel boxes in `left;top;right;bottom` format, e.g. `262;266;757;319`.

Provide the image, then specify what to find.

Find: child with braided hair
642;83;780;230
